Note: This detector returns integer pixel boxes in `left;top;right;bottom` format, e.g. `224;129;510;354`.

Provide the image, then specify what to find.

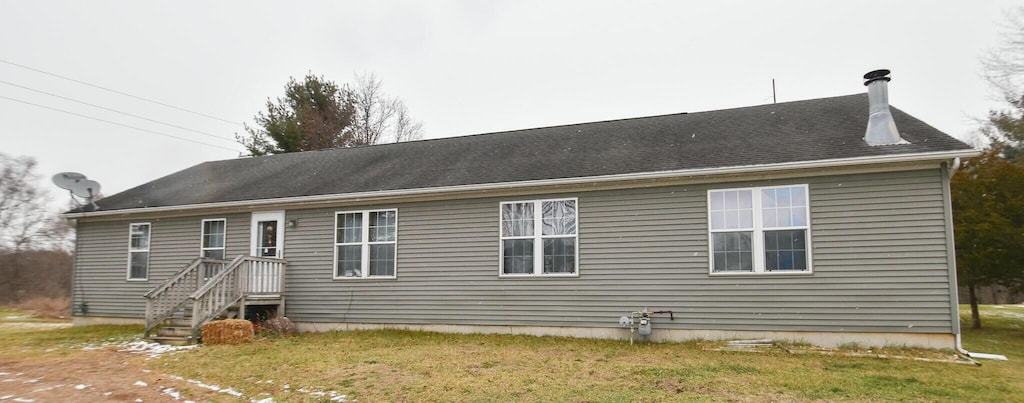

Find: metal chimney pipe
863;69;904;146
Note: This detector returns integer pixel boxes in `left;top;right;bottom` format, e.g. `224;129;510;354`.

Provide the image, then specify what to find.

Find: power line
0;94;243;153
0;58;243;127
0;80;238;144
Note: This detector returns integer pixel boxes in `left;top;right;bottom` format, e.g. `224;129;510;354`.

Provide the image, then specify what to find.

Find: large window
334;209;397;279
201;219;226;259
708;185;811;274
128;223;151;280
500;198;578;276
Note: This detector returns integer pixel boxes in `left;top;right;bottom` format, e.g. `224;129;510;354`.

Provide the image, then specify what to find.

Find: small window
201;219;226;259
334;209;397;279
500;198;578;276
128;223;151;280
708;185;811;274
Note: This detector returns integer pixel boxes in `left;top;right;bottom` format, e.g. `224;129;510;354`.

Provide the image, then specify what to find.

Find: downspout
945;158;1007;361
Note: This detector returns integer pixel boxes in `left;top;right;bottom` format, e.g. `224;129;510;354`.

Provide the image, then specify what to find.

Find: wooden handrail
143;257;233;337
143;257;203;299
189;255;246;299
187;255;287;337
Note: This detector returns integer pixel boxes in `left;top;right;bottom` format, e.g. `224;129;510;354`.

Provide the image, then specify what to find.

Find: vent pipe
863;69;905;146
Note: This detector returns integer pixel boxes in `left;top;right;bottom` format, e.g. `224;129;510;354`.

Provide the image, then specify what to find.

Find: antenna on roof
52;172;101;210
772;79;777;104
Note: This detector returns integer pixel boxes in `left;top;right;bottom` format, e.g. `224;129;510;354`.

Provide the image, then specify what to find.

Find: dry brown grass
14;297;69;318
201;319;254;344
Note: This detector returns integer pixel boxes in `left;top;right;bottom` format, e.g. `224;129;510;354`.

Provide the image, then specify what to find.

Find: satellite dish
52;172;86;190
70;179;101;199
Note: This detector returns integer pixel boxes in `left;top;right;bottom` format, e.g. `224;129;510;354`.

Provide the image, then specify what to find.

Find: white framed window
499;198;578;277
707;185;812;274
201;219;226;259
334;209;397;279
127;222;151;281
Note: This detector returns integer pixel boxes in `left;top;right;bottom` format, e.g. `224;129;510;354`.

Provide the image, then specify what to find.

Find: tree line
951;7;1024;329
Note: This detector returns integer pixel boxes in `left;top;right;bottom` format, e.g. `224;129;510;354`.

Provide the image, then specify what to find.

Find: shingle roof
86;94;972;212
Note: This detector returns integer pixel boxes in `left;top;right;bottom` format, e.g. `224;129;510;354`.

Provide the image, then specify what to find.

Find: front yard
1;305;1022;401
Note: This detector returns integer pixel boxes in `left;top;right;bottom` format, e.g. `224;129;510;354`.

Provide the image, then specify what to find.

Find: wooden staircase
143;255;286;345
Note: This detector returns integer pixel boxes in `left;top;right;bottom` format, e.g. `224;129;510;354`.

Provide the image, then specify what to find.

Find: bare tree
0;154;65;302
393;101;424;143
349;73;424;145
982;7;1024;103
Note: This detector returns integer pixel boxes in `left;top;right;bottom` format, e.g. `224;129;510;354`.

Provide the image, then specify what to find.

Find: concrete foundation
294;322;956;349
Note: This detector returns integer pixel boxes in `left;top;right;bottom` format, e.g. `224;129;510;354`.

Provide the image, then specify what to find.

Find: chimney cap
863;69;891;86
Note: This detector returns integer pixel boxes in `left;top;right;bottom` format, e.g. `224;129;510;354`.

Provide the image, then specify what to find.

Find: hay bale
201;319;254;344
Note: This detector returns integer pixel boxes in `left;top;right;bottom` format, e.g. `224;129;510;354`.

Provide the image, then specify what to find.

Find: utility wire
0;94;243;153
0;58;243;127
0;80;238;144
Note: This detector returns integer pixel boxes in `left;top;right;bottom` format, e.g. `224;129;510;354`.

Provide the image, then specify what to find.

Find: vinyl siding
72;213;250;317
73;168;955;334
280;168;953;334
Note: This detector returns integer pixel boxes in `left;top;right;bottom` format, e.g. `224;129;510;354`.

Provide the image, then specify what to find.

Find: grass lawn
2;305;1022;401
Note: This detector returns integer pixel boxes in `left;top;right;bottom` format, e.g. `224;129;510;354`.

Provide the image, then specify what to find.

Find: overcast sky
1;1;1018;210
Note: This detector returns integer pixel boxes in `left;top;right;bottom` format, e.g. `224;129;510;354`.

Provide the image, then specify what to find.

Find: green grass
1;305;1022;401
152;305;1023;402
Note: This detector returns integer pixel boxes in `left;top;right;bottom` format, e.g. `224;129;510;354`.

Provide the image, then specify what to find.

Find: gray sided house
66;72;977;348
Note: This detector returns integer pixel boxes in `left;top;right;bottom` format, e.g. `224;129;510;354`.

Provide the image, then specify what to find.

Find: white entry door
251;211;285;258
249;211;285;295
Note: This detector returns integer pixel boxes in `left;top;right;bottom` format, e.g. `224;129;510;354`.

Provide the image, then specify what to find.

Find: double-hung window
335;209;397;279
201;219;226;259
708;185;811;274
500;198;578;276
128;223;151;280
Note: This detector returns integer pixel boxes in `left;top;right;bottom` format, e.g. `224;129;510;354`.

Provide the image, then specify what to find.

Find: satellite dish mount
52;172;101;210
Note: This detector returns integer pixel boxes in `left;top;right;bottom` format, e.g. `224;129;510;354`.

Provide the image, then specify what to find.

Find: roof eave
62;148;979;219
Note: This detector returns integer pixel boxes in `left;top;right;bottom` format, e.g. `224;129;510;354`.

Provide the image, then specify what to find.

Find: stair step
168;319;192;327
156;326;193;337
149;335;197;346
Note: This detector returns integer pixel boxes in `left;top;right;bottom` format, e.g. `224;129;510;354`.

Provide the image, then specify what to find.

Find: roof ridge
231;93;868;163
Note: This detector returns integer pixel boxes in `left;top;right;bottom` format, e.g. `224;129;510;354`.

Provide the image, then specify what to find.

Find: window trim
332;209;399;280
200;218;227;260
498;197;580;278
706;184;813;276
127;222;151;281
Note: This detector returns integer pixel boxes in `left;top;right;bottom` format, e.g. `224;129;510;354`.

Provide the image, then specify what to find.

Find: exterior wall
72;212;250;318
282;168;955;336
72;168;956;343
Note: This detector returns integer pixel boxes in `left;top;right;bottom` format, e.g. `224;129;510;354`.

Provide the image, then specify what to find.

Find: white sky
0;1;1018;210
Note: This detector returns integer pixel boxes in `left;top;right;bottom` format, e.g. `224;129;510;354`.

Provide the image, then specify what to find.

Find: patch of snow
162;388;182;400
13;399;35;403
22;378;39;384
104;392;113;396
0;372;9;375
220;388;243;397
0;395;12;400
134;381;148;387
117;340;198;359
74;384;89;390
252;398;274;403
135;399;143;403
185;378;221;392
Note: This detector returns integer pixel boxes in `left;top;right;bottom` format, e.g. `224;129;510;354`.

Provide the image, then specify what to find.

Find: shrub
14;297;70;318
259;314;298;336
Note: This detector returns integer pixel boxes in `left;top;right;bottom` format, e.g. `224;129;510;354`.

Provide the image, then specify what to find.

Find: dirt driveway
0;323;226;403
